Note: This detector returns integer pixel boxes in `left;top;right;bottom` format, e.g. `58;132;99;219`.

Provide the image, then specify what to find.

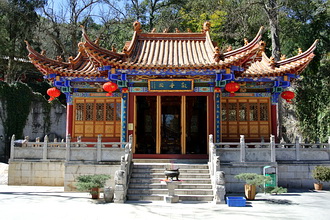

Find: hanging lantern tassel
47;87;61;102
281;91;295;103
103;82;118;96
225;82;240;97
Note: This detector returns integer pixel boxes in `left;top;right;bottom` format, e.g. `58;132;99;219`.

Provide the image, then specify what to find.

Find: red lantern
103;82;118;96
47;87;61;101
225;82;240;96
281;91;295;103
121;88;129;93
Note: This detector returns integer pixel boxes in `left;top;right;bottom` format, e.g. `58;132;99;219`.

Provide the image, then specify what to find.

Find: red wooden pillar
271;104;278;141
66;104;73;136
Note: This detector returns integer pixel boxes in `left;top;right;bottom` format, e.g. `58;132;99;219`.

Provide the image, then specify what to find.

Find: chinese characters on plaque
148;79;194;92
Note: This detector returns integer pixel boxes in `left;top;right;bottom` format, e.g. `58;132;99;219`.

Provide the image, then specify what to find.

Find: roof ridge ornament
214;46;223;63
244;38;249;45
202;21;210;33
133;21;142;33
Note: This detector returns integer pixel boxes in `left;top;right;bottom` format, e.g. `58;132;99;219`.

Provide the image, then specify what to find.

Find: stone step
131;173;210;179
127;194;213;202
133;164;209;169
127;188;213;195
128;183;212;189
133;159;208;164
132;168;210;174
127;161;213;202
129;177;211;184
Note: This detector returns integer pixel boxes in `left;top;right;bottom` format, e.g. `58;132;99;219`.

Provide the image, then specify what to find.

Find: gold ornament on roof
298;48;302;54
151;28;156;33
78;42;85;53
244;38;249;45
56;56;63;62
257;41;266;56
269;56;275;69
175;28;180;33
280;54;286;60
187;28;192;33
94;37;100;46
213;46;222;63
133;21;142;33
202;21;210;33
41;50;46;56
163;28;169;33
68;56;74;63
112;44;117;53
226;45;232;52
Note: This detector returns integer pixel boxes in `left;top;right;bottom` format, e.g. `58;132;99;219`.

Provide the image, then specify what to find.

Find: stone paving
1;184;330;220
1;163;330;220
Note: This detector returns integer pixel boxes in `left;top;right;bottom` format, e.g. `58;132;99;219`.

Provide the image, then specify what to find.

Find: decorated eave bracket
99;66;128;88
270;73;300;104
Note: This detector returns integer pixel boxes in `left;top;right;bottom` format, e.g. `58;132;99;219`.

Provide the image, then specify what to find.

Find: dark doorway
186;96;207;154
135;96;156;154
161;96;181;154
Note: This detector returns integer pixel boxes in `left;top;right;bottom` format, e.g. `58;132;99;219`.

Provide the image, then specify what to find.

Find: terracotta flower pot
90;187;100;199
245;184;256;200
314;183;323;190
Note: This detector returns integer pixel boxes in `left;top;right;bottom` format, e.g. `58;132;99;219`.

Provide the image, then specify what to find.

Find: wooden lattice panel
221;97;271;141
72;97;121;138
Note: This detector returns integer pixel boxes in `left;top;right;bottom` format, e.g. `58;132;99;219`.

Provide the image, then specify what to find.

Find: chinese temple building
26;21;317;159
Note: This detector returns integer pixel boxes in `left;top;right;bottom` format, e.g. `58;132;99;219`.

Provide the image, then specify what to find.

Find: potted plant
235;173;271;200
312;166;330;190
76;174;111;199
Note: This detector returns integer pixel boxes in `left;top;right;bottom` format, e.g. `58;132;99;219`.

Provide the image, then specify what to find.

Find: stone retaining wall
8;160;121;191
8;161;64;186
222;162;330;193
64;162;121;191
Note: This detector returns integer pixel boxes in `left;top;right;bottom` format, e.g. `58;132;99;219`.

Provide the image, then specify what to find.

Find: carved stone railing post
114;136;133;203
97;134;102;162
43;135;49;160
65;134;71;162
270;135;276;162
240;135;246;162
295;136;301;161
209;134;214;164
214;171;226;204
10;135;15;160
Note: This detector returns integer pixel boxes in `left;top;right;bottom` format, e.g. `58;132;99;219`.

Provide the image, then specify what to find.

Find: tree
37;0;101;59
0;0;46;83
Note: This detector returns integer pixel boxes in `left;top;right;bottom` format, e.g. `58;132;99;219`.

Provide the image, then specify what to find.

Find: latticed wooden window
221;97;271;140
76;103;84;121
73;98;121;138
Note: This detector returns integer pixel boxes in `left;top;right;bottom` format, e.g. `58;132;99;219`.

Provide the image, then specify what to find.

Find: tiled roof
26;21;317;78
81;25;264;70
26;41;100;77
244;40;318;77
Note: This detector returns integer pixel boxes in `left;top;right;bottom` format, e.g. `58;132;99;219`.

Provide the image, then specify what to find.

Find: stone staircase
127;160;213;202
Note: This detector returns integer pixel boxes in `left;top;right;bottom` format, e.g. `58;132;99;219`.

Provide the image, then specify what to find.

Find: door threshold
133;154;208;159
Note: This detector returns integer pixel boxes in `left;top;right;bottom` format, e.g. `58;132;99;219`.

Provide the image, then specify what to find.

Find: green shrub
235;173;271;186
312;166;330;183
75;174;111;192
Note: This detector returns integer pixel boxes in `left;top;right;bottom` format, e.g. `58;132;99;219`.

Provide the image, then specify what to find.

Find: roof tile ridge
81;26;124;60
224;26;264;58
277;40;318;66
25;40;69;67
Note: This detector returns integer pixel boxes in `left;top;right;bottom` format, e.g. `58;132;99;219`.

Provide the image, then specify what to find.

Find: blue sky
39;0;126;24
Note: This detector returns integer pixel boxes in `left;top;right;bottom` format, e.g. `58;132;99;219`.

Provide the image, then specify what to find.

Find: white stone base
164;195;179;203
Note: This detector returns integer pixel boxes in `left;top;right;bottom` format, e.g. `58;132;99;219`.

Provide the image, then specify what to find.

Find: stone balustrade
210;135;330;162
10;134;131;162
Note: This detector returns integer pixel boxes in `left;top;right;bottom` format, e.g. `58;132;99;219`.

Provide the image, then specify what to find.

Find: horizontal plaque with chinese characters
148;79;194;92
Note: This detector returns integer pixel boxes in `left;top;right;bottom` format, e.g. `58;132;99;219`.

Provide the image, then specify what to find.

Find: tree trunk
264;0;281;61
